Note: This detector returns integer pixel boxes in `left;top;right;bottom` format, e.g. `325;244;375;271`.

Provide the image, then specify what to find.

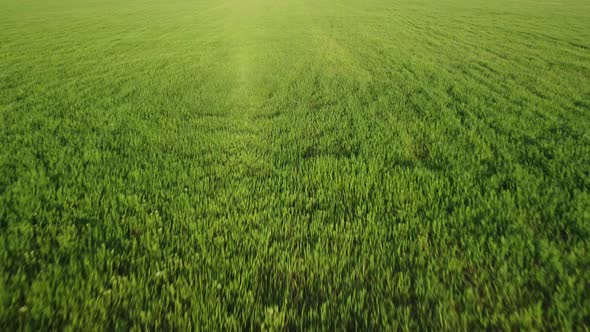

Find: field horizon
1;0;589;329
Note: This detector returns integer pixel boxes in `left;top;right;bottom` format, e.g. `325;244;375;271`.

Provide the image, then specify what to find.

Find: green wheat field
1;0;589;329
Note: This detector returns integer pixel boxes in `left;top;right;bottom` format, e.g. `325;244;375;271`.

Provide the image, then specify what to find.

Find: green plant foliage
1;0;589;329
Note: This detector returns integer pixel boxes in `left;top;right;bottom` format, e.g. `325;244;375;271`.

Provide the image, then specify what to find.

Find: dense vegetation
1;0;589;329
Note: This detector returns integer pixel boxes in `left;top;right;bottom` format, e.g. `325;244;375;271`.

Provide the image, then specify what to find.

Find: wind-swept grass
1;0;589;329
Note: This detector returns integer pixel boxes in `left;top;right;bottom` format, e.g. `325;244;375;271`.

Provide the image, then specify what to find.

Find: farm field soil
1;0;590;329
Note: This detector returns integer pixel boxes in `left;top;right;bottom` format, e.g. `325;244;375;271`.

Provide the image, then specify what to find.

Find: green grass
1;0;590;329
